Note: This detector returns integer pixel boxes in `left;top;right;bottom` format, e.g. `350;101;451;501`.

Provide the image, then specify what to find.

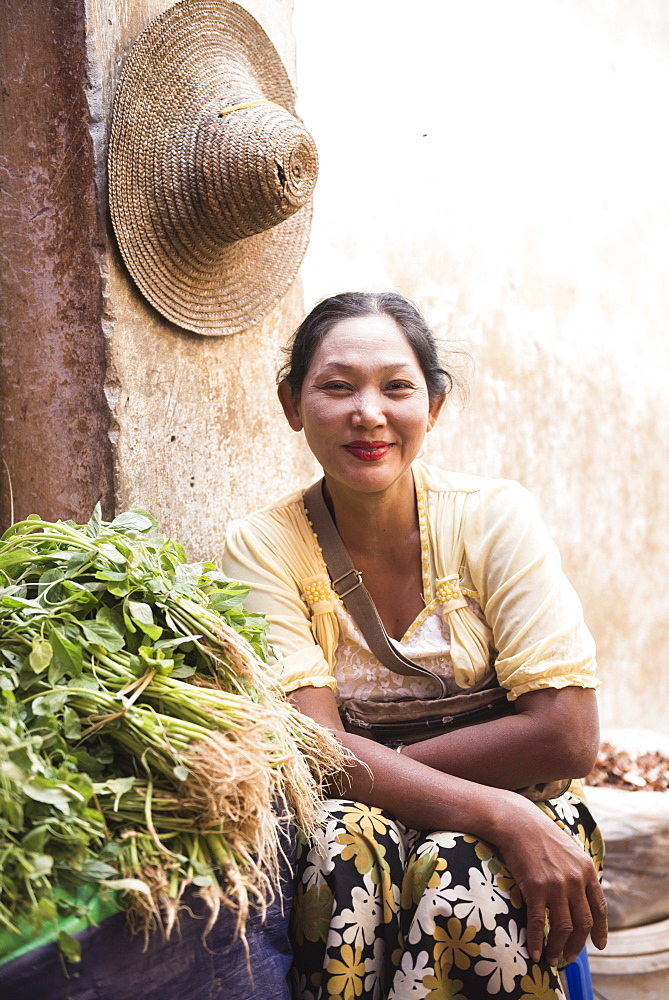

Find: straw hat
108;0;318;336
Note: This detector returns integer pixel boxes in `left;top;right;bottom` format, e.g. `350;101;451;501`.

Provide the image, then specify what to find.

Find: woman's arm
410;477;601;788
401;686;600;788
291;684;607;967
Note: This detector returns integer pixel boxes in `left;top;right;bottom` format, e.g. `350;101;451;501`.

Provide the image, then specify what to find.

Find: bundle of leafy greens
0;506;347;962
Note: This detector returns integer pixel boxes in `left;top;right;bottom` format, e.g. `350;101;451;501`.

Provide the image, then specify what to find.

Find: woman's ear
427;391;447;431
277;379;303;431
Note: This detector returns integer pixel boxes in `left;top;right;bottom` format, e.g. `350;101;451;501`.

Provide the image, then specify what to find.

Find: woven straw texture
108;0;318;335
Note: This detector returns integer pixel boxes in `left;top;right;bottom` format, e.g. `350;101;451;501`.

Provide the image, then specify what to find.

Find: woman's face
279;313;445;497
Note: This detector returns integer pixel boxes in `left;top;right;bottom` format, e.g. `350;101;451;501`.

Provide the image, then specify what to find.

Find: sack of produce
585;728;669;929
0;506;347;971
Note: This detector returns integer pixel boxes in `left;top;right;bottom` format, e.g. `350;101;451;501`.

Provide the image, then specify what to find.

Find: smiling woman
222;292;607;1000
275;296;450;641
278;312;444;506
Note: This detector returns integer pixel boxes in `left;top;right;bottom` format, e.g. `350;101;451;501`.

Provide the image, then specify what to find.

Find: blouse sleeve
462;479;599;700
221;506;337;695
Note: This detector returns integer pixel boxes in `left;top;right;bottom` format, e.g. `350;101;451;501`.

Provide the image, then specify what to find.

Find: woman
222;292;607;1000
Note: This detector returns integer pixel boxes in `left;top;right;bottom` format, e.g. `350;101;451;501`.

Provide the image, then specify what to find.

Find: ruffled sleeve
460;478;599;700
420;481;495;689
221;495;339;694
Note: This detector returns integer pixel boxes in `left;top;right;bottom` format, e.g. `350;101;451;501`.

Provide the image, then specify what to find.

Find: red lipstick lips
344;440;392;462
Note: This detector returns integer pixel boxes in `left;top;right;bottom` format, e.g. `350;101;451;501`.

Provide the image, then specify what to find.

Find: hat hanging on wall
108;0;318;336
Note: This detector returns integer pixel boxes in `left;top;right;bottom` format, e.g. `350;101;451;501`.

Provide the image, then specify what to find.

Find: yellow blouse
221;462;599;701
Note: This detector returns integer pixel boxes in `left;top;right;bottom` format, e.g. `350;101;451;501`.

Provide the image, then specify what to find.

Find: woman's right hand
491;796;608;967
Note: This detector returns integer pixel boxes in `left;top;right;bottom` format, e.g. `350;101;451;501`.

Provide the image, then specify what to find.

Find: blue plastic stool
563;947;594;1000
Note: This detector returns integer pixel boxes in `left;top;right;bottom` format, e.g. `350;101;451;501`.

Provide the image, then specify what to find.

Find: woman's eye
321;381;351;391
386;381;414;392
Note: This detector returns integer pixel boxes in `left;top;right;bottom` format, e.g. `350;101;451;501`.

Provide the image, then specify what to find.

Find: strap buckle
331;568;363;598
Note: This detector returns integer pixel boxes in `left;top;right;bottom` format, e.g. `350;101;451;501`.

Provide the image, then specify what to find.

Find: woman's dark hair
278;292;454;400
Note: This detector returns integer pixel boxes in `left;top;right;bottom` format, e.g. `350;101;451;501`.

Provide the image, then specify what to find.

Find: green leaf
240;613;267;630
99;841;122;861
170;664;196;679
66;772;94;804
201;568;229;585
47;656;67;686
58;930;82;964
99;543;127;565
50;627;84;676
23;778;74;813
105;577;132;598
62;705;82;740
2;796;24;829
1;593;38;609
127;600;162;640
63;858;119;883
38;896;58;921
22;826;48;851
29;638;53;674
0;547;35;570
208;583;251;611
71;746;105;776
0;669;18;690
0;760;25;782
95;568;129;582
85;503;102;539
173;562;203;595
69;674;99;692
80;619;124;653
96;604;125;633
137;646;172;672
98;775;136;810
1;648;23;670
139;624;163;641
179;562;204;582
127;600;154;628
59;582;93;607
110;511;154;532
39;566;65;585
154;634;200;650
64;552;90;577
31;690;69;717
121;601;137;634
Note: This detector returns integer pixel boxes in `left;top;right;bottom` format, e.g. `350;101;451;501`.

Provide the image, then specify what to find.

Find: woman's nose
351;390;385;428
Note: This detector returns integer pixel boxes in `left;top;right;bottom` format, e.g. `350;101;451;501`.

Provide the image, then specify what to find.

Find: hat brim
109;0;313;335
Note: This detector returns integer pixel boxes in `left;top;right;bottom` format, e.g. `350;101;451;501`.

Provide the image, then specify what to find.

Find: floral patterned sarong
291;783;603;1000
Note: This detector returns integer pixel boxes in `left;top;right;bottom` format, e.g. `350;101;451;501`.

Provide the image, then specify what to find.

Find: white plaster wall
292;0;669;732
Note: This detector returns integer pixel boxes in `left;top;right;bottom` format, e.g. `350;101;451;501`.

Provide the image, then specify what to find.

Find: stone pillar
0;0;114;529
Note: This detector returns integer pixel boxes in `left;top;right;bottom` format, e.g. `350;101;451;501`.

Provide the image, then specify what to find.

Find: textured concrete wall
47;0;666;731
84;0;316;561
293;0;669;732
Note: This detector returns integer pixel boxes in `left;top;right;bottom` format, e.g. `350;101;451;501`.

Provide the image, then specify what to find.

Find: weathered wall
84;0;317;561
6;0;663;732
0;0;114;527
292;0;669;732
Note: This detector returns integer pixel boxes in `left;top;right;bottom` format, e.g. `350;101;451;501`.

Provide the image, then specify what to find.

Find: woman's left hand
490;794;608;966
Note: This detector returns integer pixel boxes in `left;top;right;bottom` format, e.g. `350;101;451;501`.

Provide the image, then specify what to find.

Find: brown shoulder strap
303;479;448;698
